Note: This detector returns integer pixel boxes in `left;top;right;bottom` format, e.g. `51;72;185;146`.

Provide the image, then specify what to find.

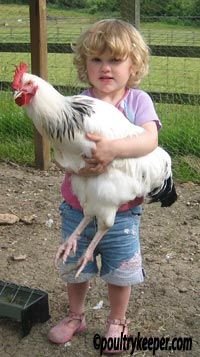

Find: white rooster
12;62;177;277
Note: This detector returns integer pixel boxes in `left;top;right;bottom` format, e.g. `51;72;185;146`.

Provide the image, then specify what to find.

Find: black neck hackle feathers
46;97;95;142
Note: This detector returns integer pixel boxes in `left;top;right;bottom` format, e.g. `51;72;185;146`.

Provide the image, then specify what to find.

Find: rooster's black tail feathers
148;176;178;207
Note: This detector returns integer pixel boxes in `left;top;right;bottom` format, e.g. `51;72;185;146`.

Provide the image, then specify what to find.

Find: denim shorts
58;201;145;286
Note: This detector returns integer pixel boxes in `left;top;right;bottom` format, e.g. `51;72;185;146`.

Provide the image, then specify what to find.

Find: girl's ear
130;63;136;74
130;67;136;77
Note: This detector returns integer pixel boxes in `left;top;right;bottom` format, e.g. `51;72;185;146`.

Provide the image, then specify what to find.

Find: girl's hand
66;133;115;177
85;133;116;166
77;133;115;176
78;163;107;176
65;159;107;177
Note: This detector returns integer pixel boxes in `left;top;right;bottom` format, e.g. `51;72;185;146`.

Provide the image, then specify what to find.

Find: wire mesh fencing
0;10;199;181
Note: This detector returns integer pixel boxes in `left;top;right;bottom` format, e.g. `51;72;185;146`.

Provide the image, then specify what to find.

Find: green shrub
85;0;118;13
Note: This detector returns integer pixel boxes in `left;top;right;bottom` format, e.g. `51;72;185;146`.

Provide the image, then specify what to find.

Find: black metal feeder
0;280;50;337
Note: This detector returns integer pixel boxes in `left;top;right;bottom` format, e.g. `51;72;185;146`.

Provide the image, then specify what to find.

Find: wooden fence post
29;0;50;170
120;0;140;29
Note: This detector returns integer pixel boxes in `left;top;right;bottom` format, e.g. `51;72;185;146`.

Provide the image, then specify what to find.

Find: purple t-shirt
61;88;161;210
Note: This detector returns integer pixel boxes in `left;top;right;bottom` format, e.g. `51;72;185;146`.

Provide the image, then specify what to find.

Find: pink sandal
104;318;130;355
48;311;86;344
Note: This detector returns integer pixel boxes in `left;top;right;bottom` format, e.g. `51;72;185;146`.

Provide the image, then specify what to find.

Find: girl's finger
89;164;106;174
84;158;97;164
86;133;102;142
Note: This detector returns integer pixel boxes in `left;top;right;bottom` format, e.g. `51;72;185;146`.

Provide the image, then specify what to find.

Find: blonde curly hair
73;19;150;88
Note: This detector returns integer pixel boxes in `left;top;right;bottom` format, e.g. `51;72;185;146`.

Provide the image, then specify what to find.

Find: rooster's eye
26;81;32;85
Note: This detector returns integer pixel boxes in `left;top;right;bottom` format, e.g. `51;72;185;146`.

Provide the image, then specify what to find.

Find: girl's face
86;50;134;96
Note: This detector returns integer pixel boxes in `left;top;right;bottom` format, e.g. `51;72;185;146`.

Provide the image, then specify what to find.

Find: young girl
48;19;161;352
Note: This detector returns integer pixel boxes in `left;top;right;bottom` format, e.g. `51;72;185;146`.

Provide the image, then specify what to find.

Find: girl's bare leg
107;284;131;335
68;281;89;313
48;281;89;343
108;284;131;319
66;281;89;328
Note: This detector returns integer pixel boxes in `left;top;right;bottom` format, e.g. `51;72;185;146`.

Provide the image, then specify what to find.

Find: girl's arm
77;121;158;176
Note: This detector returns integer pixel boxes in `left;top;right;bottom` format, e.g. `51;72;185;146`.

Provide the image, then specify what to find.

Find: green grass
0;4;200;95
141;22;200;46
156;102;200;182
156;103;200;157
0;4;100;43
1;53;200;96
143;57;200;95
0;91;34;164
0;4;200;45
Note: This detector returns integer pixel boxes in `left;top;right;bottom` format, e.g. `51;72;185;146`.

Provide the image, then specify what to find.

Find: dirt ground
0;161;199;357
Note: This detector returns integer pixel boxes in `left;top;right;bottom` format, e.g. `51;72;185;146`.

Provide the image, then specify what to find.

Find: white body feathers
23;73;172;228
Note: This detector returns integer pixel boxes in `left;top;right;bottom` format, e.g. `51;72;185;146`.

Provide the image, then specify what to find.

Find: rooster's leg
55;216;92;268
75;227;109;278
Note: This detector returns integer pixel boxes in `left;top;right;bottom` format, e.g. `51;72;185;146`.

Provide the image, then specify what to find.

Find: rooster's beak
13;90;22;99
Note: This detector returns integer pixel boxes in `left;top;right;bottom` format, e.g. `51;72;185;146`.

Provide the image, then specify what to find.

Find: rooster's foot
55;233;80;268
75;251;94;278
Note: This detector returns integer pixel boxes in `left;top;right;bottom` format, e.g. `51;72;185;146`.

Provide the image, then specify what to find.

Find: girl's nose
101;62;110;72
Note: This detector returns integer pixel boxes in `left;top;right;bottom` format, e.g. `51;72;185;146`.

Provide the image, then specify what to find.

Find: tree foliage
141;0;200;18
1;0;199;18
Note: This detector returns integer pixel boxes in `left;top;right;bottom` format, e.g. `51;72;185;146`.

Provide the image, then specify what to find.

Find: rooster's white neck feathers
24;74;94;141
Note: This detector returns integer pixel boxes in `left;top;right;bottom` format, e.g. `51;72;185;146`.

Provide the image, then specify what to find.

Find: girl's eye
111;58;121;63
91;57;101;62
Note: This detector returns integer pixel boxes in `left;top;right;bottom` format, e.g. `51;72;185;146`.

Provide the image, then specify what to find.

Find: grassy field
0;4;199;182
1;4;200;44
1;52;200;96
0;4;200;95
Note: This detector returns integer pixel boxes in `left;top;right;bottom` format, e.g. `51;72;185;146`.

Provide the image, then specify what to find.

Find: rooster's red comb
12;62;28;90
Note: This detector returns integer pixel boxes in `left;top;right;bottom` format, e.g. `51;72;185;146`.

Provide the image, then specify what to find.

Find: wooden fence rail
1;43;200;57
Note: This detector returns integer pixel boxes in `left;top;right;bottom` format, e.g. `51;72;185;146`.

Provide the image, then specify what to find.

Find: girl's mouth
99;76;113;81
